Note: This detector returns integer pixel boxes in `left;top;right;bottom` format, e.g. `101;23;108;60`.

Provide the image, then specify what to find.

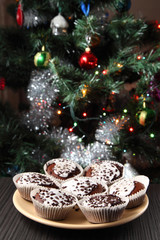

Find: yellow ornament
34;46;51;67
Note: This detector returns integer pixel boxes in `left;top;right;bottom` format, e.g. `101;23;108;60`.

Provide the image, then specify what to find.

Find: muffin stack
13;158;149;223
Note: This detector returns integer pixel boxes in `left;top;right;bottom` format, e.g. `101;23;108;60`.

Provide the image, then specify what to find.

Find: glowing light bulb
150;133;155;138
68;128;73;132
137;55;142;60
102;69;108;75
57;110;62;115
129;127;134;132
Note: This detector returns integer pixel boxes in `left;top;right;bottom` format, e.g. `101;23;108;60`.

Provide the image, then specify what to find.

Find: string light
83;112;87;117
117;63;123;68
150;133;155;138
157;24;160;29
81;84;88;98
57;110;62;115
74;122;78;127
68;127;73;132
102;69;108;75
115;119;119;125
137;55;142;60
123;109;128;113
129;127;134;132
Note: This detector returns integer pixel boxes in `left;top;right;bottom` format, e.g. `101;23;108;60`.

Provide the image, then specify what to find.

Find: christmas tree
1;0;160;182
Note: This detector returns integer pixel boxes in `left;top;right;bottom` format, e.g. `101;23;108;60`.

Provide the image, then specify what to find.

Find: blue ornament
81;1;90;16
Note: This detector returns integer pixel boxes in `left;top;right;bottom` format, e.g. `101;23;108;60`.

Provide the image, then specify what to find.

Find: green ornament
136;108;156;126
34;46;51;67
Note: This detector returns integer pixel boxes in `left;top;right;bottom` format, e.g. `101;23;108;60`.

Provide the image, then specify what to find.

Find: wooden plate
13;190;149;230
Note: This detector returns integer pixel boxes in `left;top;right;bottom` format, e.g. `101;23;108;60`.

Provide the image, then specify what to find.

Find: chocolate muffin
77;193;128;223
61;177;108;200
109;175;149;208
84;160;124;185
13;172;60;201
44;158;83;182
30;188;77;220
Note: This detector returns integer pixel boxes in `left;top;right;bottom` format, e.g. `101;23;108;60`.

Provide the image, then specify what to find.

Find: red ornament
16;4;24;26
0;77;5;90
79;48;97;70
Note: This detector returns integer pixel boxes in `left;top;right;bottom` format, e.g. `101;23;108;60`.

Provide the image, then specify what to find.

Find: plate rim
13;190;149;230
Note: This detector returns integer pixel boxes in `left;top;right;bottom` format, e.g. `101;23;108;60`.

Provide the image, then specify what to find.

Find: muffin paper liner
30;187;77;220
13;172;60;201
43;158;84;183
127;175;149;208
109;175;150;208
77;195;129;223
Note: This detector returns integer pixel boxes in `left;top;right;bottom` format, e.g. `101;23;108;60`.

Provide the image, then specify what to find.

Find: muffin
84;160;124;185
13;172;60;201
61;177;108;200
44;158;83;182
109;175;149;208
77;193;129;223
30;187;77;220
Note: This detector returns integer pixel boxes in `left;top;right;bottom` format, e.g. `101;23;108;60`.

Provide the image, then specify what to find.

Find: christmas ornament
0;77;5;90
136;108;156;126
50;13;69;35
115;0;131;13
79;47;98;70
81;1;90;16
16;3;24;26
86;34;101;47
34;46;51;67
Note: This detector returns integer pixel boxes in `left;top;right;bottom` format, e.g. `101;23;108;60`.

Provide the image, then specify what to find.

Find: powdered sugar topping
36;189;76;207
16;172;57;186
53;159;77;178
90;161;121;183
109;179;135;197
82;194;124;208
62;177;104;199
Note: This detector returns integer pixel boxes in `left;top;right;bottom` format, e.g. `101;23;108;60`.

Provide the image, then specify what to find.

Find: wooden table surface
0;177;160;240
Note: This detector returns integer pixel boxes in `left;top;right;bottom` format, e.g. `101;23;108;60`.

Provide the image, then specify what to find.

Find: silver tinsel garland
50;127;115;167
22;69;59;134
95;115;129;145
23;10;48;28
22;70;137;177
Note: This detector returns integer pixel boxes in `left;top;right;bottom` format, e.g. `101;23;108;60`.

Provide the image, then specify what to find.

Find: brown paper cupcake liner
43;158;84;183
30;188;77;220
